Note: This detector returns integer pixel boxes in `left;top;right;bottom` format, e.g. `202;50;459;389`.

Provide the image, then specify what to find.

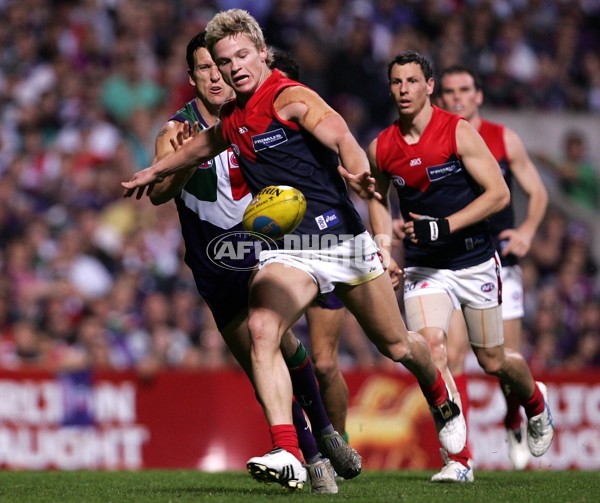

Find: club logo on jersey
231;143;241;158
480;282;495;293
391;176;405;188
427;160;462;181
206;231;277;271
315;210;340;230
228;150;239;167
252;128;288;152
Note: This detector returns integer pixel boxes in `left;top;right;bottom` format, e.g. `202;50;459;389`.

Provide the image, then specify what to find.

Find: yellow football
242;185;306;239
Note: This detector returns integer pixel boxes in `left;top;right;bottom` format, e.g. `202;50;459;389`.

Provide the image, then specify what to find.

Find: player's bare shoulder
156;120;183;144
159;119;184;137
274;85;336;127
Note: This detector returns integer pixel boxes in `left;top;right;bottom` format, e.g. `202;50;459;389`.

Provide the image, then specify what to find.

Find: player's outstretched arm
121;122;229;199
149;120;199;205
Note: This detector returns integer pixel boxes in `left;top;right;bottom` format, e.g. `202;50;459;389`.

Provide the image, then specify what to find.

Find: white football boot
430;388;467;455
527;382;555;457
247;448;307;491
507;423;531;470
431;449;474;483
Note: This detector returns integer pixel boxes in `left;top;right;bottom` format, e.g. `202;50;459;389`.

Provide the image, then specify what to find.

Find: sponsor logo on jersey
464;234;487;250
206;231;277;271
391;175;405;188
427;160;462;181
252;128;288;151
410;158;422;166
315;210;340;230
238;126;248;134
481;282;495;293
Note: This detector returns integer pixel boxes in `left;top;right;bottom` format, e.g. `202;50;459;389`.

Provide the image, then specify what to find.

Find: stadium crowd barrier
0;368;597;471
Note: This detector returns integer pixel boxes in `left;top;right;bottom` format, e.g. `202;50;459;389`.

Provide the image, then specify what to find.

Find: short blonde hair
205;9;267;59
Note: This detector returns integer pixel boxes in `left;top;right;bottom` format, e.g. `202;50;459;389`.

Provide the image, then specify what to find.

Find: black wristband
413;218;450;244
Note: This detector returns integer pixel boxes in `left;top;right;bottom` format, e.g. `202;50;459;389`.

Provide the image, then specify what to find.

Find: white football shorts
403;255;504;347
500;264;524;320
403;254;502;310
258;230;384;293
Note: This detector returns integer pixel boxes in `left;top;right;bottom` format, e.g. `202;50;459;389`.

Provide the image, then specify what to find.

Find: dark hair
185;31;207;72
270;49;300;81
387;50;433;81
438;64;483;90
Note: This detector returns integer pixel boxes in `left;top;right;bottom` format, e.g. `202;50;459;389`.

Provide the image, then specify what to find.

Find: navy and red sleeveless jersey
376;106;495;270
219;70;365;245
478;119;517;267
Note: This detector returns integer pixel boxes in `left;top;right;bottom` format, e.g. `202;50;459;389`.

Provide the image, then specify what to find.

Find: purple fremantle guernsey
376;106;495;270
478;119;517;267
169;100;254;329
219;70;365;248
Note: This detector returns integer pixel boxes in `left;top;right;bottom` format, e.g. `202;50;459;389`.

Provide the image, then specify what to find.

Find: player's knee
419;328;447;368
474;348;504;375
247;312;279;347
312;355;338;382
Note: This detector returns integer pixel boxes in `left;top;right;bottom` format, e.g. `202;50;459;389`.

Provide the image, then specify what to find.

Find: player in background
437;65;548;474
145;31;360;494
270;48;350;442
122;10;466;491
368;50;554;484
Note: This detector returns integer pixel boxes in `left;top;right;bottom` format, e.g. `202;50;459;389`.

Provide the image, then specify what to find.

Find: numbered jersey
376;106;495;270
169;100;253;303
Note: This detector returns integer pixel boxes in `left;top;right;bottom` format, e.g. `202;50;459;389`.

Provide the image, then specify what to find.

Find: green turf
0;470;597;503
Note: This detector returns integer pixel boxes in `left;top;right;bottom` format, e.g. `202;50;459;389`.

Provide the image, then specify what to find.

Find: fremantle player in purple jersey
368;50;554;483
122;10;465;490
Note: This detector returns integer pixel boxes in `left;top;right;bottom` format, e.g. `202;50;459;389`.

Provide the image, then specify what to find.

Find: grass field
0;470;598;503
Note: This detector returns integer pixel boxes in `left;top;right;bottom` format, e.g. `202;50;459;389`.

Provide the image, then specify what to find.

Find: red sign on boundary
0;369;598;471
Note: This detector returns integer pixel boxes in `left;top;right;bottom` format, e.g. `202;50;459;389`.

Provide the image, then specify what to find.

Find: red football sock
270;424;303;462
522;383;545;418
448;445;472;468
419;369;449;407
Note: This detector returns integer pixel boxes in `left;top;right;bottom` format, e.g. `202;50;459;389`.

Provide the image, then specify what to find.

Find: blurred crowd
0;0;599;374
